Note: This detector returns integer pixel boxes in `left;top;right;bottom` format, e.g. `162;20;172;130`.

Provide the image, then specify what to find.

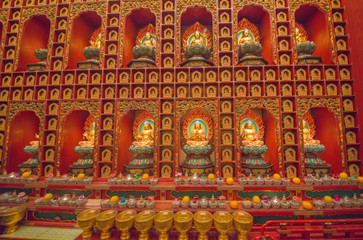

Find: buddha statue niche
239;110;273;176
129;24;157;68
181;22;213;67
125;115;155;176
295;24;322;64
69;117;95;176
237;19;267;65
302;117;330;176
78;27;101;69
180;112;215;176
27;49;48;71
18;134;40;175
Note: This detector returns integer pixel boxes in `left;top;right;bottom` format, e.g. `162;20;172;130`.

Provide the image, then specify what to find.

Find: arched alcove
295;4;333;64
67;11;102;69
59;110;90;175
180;6;213;64
122;8;156;67
7;111;40;173
308;107;342;174
117;110;135;173
237;5;274;64
17;15;50;71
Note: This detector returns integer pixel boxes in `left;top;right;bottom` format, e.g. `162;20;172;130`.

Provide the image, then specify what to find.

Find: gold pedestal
135;210;155;240
77;209;100;239
174;211;193;240
154;211;174;240
95;210;118;240
193;211;212;240
232;211;253;240
0;206;27;234
213;211;233;240
116;209;137;240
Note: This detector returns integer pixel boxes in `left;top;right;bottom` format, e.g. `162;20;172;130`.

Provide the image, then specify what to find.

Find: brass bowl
213;211;233;240
77;209;100;239
95;209;118;240
0;206;26;234
193;211;213;240
115;209;137;240
154;211;174;240
174;211;193;240
134;210;155;240
232;211;253;240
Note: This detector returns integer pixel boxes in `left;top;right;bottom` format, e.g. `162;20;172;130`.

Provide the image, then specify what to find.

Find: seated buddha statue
132;121;154;147
303;127;320;146
241;120;264;147
30;134;40;147
140;32;156;48
295;28;306;43
239;29;253;45
186;121;209;147
190;30;206;46
78;130;95;148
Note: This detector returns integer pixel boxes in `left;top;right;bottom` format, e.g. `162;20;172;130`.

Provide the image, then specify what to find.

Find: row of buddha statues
18;110;329;177
30;20;320;70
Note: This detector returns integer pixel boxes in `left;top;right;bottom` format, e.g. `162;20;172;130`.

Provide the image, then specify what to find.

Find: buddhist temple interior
0;0;362;239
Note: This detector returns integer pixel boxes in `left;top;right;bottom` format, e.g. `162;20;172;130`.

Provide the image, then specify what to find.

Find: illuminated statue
182;22;212;67
186;121;209;147
132;121;154;147
130;25;157;68
140;32;156;48
241;120;264;147
240;109;272;176
295;28;307;43
303;121;320;146
238;29;253;45
190;30;206;46
18;134;40;174
181;111;215;176
90;31;101;48
78;126;95;148
79;28;101;69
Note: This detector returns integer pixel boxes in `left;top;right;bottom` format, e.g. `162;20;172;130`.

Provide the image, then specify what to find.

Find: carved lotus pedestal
77;47;100;69
238;42;267;66
124;145;154;176
18;145;38;175
304;145;331;177
69;146;94;176
128;46;156;68
241;145;273;177
297;42;322;64
27;49;47;71
181;44;213;67
180;145;214;176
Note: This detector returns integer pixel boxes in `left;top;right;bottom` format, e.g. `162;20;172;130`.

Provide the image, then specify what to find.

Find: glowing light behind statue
135;24;157;48
237;18;260;45
183;22;212;49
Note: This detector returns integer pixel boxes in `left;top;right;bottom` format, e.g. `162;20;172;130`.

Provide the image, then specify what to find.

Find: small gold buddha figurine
303;122;320;146
140;32;156;48
191;30;206;45
30;134;40;147
186;121;209;147
132;121;154;147
241;120;264;147
295;28;307;43
239;29;253;45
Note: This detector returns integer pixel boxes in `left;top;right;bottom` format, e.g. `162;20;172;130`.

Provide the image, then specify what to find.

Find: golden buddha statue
239;29;253;45
186;121;209;147
30;134;40;147
241;120;264;147
190;30;206;45
79;126;95;148
90;32;101;48
132;121;154;147
140;32;156;48
295;28;306;43
303;127;320;146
